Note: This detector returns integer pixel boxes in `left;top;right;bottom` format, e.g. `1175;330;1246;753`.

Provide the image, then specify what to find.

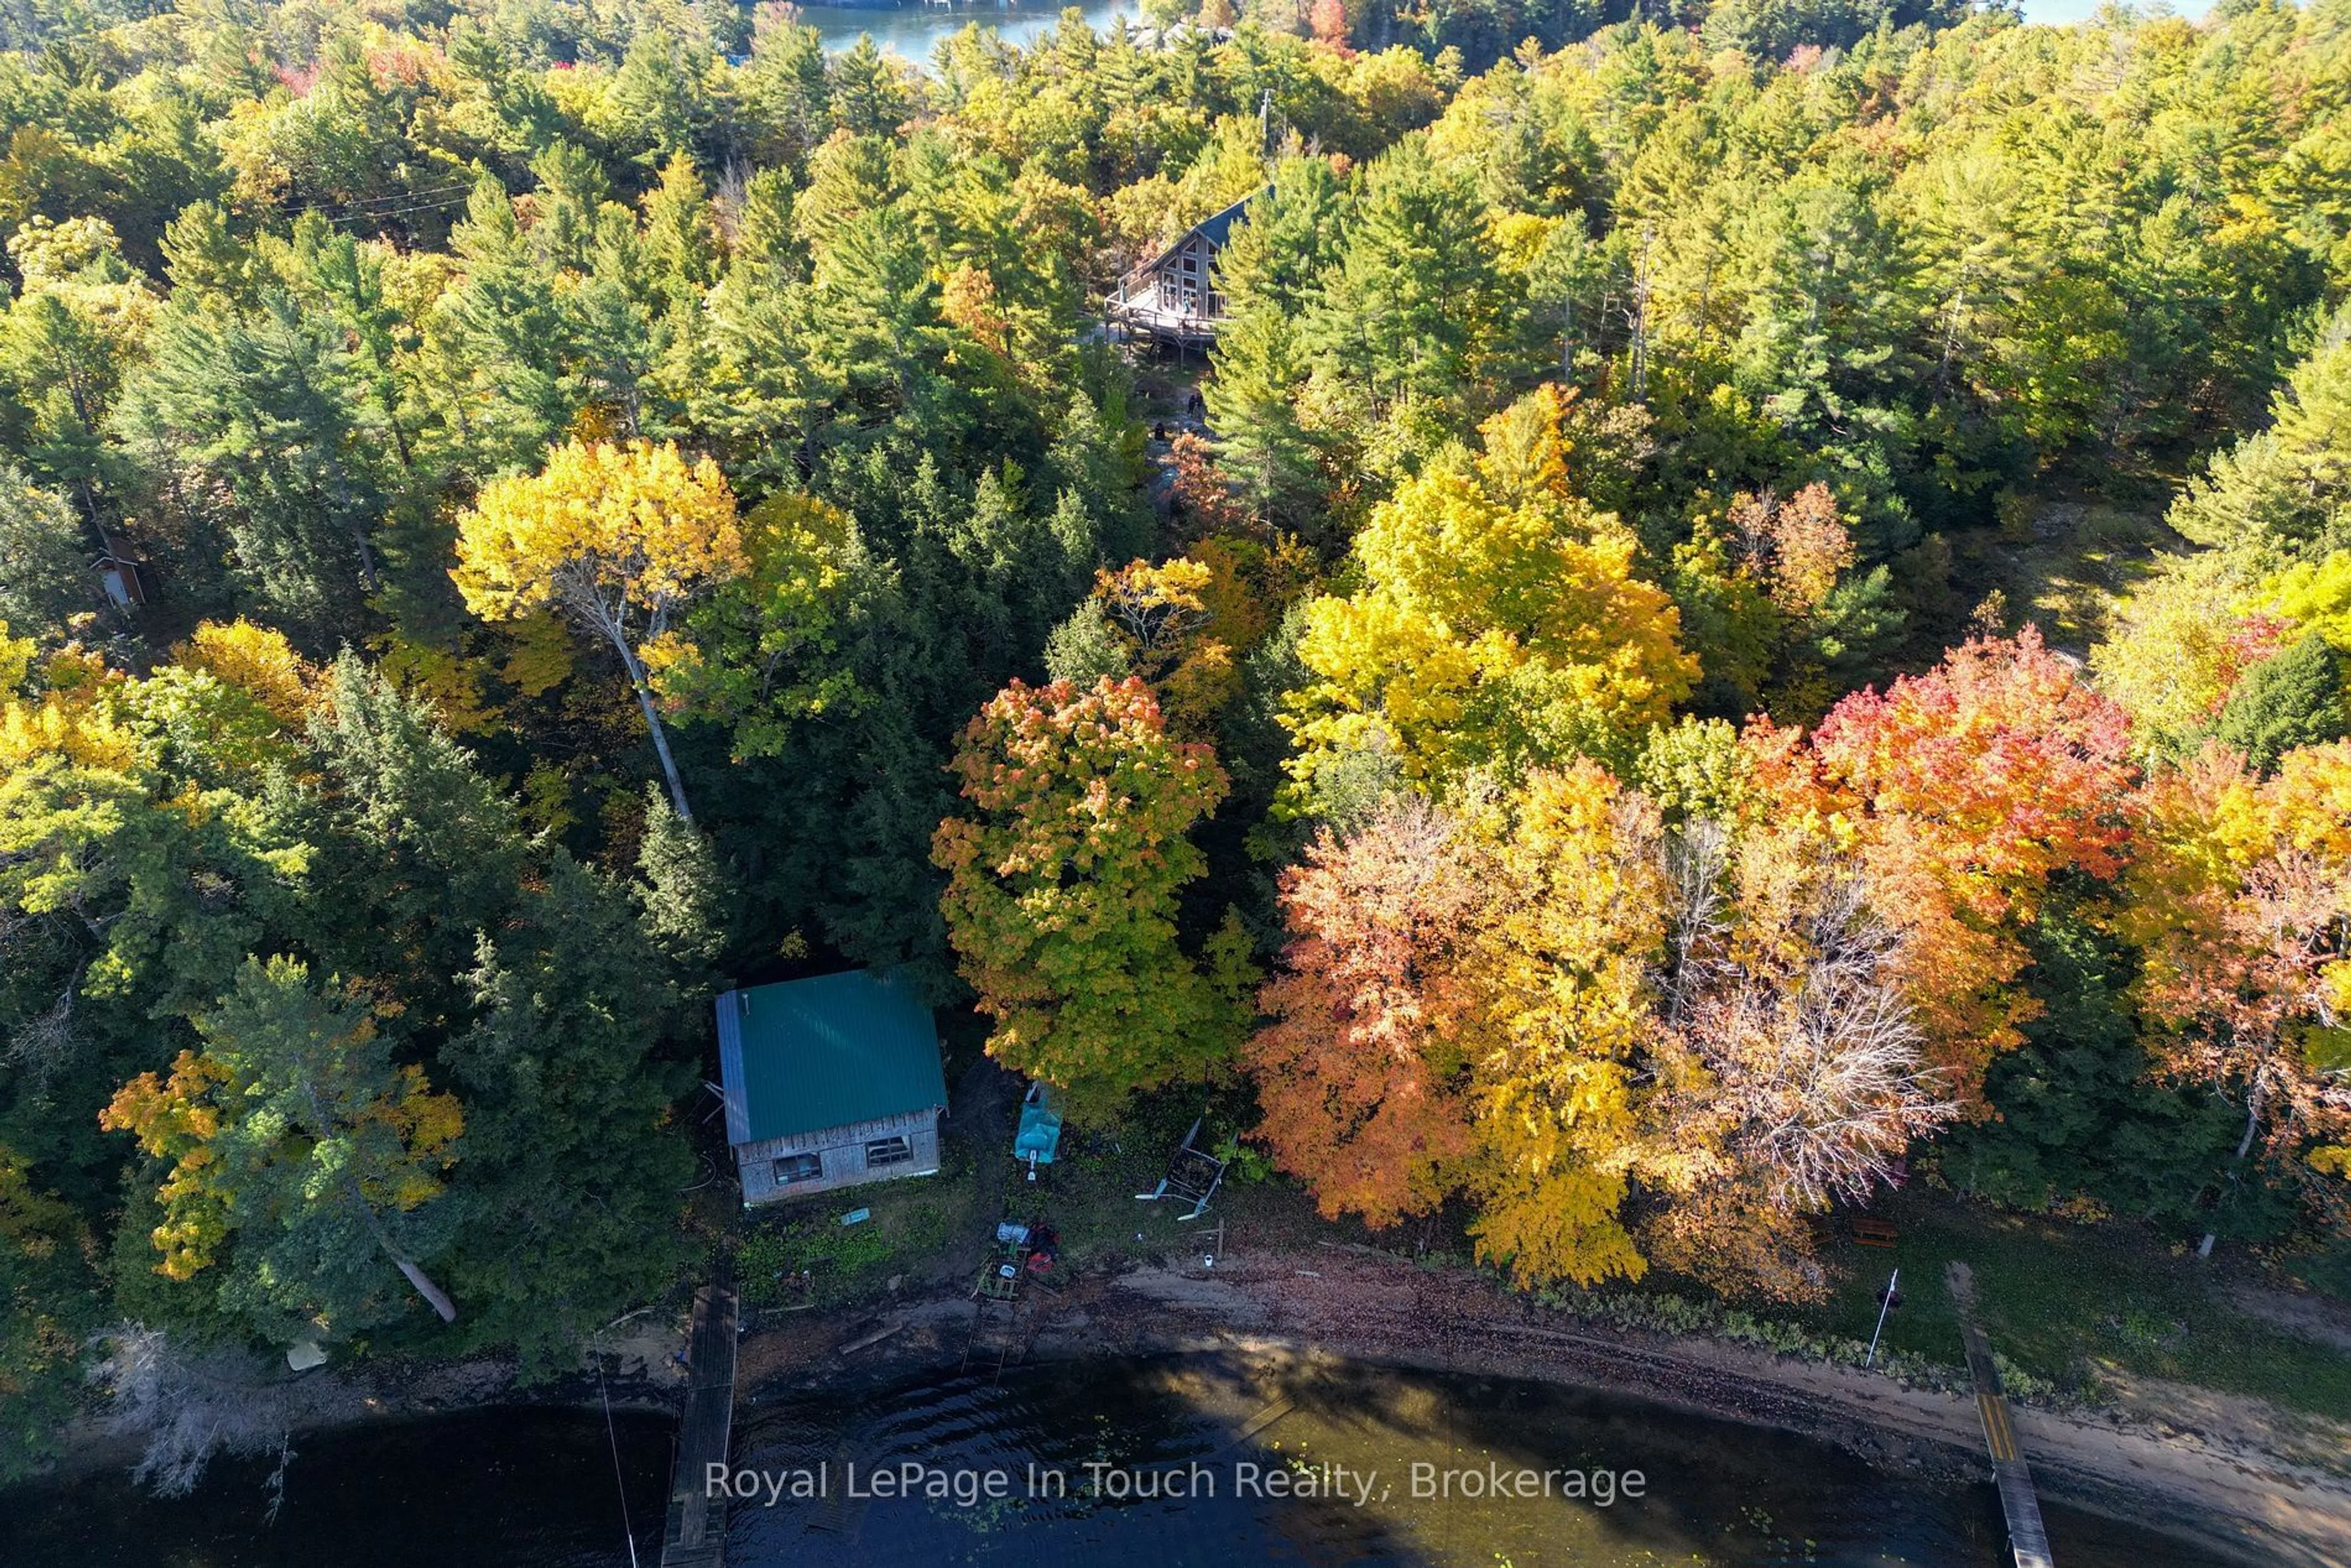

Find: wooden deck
1106;294;1224;349
659;1267;740;1568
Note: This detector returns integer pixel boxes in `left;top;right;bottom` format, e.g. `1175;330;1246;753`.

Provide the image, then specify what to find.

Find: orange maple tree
2122;742;2351;1218
1796;628;2137;1100
1247;797;1485;1225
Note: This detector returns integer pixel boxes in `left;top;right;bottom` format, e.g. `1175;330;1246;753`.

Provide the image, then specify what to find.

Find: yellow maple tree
1286;388;1693;797
452;438;744;820
174;619;317;725
1459;763;1670;1288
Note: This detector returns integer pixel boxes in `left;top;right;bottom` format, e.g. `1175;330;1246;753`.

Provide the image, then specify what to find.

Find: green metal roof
714;969;946;1145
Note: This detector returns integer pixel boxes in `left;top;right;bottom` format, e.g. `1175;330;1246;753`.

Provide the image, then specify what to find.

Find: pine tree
827;36;912;141
1213;156;1344;319
2214;633;2350;772
1305;138;1504;420
423;176;576;475
2172;304;2351;566
1205;305;1317;525
439;856;693;1374
113;289;390;634
737;18;831;167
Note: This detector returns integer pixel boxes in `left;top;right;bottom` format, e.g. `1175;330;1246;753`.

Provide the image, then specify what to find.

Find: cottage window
773;1152;822;1185
864;1135;913;1168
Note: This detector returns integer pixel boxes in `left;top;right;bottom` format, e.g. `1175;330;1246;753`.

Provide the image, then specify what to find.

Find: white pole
1865;1267;1900;1369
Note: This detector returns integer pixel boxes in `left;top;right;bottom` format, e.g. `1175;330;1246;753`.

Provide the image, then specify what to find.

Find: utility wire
274;179;478;221
310;192;479;227
290;176;477;210
594;1345;643;1568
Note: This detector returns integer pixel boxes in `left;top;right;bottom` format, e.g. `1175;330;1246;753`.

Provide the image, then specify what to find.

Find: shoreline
21;1244;2350;1567
740;1244;2351;1568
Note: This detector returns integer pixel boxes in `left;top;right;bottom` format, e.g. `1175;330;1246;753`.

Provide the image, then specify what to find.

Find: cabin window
773;1152;822;1185
864;1135;913;1168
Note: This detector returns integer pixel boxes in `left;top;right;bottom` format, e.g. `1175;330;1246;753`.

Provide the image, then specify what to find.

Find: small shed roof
714;969;946;1146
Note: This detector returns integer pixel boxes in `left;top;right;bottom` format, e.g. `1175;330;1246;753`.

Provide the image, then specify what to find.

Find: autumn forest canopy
3;0;2351;1482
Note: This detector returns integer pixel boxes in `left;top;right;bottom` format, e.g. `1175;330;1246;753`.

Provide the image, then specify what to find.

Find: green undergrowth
1780;1192;2347;1418
734;1152;973;1311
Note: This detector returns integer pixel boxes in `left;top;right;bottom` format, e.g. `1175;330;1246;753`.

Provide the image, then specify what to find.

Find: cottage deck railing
1108;272;1226;345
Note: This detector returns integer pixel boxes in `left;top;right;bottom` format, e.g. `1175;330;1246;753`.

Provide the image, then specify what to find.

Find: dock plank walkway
1951;1265;2055;1568
659;1266;740;1568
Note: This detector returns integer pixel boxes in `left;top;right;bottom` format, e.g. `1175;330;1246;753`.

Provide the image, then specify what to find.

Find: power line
311;191;479;227
275;178;478;220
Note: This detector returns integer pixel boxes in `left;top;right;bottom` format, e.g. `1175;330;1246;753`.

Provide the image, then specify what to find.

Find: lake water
801;0;2186;61
801;1;1138;59
0;1354;2244;1567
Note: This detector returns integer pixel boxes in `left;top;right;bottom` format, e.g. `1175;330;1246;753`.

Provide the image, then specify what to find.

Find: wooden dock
659;1267;740;1568
1957;1315;2055;1568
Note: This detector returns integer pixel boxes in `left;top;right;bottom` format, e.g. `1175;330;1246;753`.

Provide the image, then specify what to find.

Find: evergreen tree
438;858;693;1373
1044;602;1132;688
422;176;576;476
295;655;532;1015
2172;304;2351;567
113;290;390;636
0;465;101;641
1213;156;1344;319
2214;632;2351;772
1205;306;1318;525
1305;137;1505;422
1940;903;2295;1242
828;36;913;141
738;20;832;167
635;785;727;970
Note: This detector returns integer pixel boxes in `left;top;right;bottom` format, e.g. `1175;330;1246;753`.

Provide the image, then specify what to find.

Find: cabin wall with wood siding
733;1106;943;1204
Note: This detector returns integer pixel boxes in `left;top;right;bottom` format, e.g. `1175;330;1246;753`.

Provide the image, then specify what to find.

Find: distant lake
800;0;2209;59
801;0;1138;59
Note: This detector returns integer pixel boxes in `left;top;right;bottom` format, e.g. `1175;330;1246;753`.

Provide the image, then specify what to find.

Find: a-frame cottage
1107;190;1263;349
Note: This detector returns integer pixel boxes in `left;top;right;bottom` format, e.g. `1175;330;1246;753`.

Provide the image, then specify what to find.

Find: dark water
1;1357;2241;1567
0;1406;673;1567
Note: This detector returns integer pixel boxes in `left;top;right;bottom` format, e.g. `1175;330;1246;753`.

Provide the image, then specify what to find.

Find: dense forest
3;0;2350;1482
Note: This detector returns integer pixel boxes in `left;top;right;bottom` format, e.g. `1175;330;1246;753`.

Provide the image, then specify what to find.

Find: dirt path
755;1245;2351;1568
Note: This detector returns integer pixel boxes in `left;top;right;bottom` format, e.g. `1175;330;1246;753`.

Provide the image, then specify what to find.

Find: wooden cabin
715;969;948;1204
1108;190;1262;349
